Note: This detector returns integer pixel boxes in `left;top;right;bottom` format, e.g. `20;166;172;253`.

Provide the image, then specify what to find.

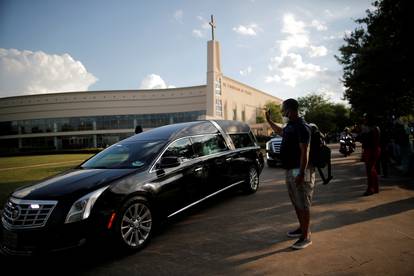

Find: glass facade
0;110;205;152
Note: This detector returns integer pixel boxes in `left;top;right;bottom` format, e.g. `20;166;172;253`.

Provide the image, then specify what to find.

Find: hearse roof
124;121;218;142
213;120;251;134
123;120;251;143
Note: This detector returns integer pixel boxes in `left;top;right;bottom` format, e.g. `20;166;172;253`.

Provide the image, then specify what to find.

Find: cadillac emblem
10;205;21;220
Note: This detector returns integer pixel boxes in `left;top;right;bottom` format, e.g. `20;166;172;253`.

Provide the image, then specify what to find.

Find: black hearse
1;120;264;256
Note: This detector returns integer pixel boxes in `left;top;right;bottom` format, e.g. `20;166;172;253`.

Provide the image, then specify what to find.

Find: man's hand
295;174;305;186
265;110;271;122
265;109;283;135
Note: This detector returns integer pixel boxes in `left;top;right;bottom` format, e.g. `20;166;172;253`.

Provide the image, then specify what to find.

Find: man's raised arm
265;110;283;136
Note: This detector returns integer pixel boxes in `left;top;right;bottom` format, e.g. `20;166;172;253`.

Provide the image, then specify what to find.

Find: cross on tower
209;15;216;40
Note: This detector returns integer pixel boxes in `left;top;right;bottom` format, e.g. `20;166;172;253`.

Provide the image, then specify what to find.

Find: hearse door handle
194;167;203;172
225;157;232;162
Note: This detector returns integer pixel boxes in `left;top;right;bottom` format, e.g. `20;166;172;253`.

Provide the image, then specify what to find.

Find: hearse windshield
81;140;166;169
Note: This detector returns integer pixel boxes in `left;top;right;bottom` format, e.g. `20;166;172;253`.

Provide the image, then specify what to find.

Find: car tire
113;196;154;253
243;167;259;194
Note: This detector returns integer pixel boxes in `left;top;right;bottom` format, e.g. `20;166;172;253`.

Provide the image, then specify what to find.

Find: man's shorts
286;167;316;210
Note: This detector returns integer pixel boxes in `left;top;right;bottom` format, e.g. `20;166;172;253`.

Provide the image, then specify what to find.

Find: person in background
357;114;381;196
377;119;392;178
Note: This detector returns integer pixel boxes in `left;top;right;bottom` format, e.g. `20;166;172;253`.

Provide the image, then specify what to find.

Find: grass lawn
0;154;93;207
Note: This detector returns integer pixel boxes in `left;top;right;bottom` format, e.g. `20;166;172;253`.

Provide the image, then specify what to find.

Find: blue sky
0;0;373;102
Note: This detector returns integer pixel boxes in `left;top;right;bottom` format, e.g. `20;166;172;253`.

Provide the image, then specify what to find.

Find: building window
0;111;206;137
215;78;221;95
233;108;237;120
215;99;223;117
242;110;246;122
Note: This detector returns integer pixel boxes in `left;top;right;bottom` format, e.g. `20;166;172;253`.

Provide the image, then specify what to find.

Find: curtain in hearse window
229;133;255;148
162;138;195;161
191;135;228;157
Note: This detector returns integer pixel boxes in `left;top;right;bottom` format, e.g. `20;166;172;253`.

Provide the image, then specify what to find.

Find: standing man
265;98;315;250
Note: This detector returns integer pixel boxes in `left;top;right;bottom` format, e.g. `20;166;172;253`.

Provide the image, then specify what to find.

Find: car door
151;137;204;217
228;132;259;182
190;134;232;197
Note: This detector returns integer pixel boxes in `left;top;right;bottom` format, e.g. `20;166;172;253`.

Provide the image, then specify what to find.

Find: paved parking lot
2;147;414;275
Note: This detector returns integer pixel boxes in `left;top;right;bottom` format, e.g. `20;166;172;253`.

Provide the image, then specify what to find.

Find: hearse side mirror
159;156;181;169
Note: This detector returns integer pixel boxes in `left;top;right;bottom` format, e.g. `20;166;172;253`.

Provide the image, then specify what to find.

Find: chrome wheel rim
121;203;152;247
249;168;259;190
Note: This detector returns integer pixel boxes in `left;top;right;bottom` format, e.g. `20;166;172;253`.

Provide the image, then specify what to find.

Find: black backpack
308;124;333;184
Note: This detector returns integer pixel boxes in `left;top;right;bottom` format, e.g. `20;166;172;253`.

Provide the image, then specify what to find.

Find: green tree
256;116;265;123
298;93;350;134
336;0;413;119
264;101;282;123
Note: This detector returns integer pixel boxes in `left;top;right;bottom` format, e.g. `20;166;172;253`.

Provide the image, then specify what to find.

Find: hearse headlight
266;141;271;151
65;186;109;224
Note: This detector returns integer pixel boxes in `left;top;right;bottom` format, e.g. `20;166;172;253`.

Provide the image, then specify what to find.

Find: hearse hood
11;168;137;201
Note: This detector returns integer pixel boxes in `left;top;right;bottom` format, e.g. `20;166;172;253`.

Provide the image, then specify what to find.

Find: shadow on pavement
313;197;414;234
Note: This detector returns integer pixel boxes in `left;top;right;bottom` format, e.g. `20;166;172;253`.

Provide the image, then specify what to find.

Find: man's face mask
282;108;290;124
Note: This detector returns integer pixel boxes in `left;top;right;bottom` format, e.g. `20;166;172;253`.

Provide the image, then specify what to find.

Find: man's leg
286;170;303;237
291;169;315;249
297;208;310;239
364;160;374;194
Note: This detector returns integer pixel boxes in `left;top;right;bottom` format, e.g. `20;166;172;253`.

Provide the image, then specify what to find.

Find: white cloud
192;16;210;38
324;9;334;18
278;14;309;55
266;53;325;87
323;7;357;21
202;21;210;30
265;75;281;83
0;48;97;97
239;66;252;76
310;20;327;31
233;24;261;36
278;34;310;56
282;14;306;35
315;70;347;103
323;34;342;40
192;29;203;38
266;13;330;87
309;45;328;57
174;10;183;23
139;74;174;89
196;16;210;29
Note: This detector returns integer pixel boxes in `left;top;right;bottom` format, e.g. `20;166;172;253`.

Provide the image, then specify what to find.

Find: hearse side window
191;134;228;157
162;138;195;161
229;133;255;148
249;131;258;145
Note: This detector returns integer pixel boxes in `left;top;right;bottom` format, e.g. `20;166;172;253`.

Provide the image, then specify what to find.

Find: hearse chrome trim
167;180;244;218
2;198;57;230
209;120;236;150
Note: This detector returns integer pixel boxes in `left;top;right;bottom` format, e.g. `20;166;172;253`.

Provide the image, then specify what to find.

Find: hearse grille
271;141;282;154
1;198;57;230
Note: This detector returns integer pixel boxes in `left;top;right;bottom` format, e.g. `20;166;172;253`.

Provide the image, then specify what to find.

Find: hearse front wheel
114;196;154;252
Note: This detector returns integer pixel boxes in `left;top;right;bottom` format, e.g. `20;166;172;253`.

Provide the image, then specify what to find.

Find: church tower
206;15;223;119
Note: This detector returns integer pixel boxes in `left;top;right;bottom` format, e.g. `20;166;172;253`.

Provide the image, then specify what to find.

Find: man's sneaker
291;237;312;250
286;228;302;238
